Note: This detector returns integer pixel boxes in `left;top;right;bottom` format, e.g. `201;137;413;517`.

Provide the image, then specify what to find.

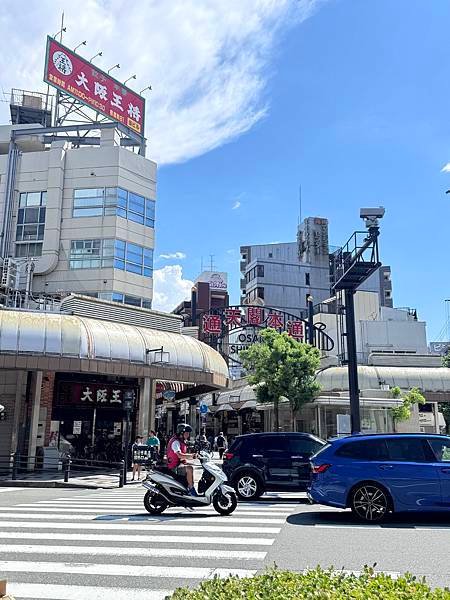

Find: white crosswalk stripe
1;487;296;599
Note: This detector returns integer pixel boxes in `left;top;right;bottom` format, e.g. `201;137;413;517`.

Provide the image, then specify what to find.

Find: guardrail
0;453;125;487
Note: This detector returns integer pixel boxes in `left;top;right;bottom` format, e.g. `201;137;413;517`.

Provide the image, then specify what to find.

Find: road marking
0;488;24;493
8;583;172;600
1;544;266;560
0;560;256;579
1;508;285;523
0;518;281;533
0;530;274;545
39;500;295;512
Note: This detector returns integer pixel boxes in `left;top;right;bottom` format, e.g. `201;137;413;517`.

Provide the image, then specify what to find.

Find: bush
167;566;450;599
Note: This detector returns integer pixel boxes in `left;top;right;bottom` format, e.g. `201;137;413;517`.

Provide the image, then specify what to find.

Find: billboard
195;271;228;290
44;36;145;136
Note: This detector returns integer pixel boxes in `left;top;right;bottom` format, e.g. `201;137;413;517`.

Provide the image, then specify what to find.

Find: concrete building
172;271;229;328
314;290;427;366
240;217;392;318
0;121;156;309
240;217;331;317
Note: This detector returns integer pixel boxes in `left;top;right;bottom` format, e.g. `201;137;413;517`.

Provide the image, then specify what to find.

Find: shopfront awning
0;309;228;388
215;403;236;413
239;400;258;410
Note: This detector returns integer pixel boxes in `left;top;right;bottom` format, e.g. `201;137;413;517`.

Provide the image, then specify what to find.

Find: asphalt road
0;486;449;599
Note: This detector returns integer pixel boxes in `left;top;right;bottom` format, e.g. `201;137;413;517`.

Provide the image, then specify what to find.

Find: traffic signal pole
344;289;361;434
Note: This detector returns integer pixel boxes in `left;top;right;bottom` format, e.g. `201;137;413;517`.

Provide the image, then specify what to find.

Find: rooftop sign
44;36;145;137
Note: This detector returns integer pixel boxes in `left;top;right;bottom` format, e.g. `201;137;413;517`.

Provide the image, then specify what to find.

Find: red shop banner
44;36;145;136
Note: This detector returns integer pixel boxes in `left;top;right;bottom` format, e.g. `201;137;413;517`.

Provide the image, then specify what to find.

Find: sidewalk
0;469;124;489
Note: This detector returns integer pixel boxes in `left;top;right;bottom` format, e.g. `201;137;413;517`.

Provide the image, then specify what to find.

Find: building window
15;191;46;256
73;187;155;228
385;290;392;299
257;287;264;300
305;272;310;286
257;265;264;278
114;240;153;278
268;252;273;258
98;291;152;308
69;239;114;269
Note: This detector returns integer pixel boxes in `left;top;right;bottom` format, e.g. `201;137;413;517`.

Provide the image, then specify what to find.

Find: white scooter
142;450;237;515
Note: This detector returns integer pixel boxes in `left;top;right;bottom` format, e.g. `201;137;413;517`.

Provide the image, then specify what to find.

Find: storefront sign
195;271;228;290
44;37;145;136
55;381;138;409
429;342;450;356
419;412;434;426
72;421;82;435
200;304;333;366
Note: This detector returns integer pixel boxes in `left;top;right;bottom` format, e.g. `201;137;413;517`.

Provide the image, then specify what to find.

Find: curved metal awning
0;309;228;388
317;366;450;394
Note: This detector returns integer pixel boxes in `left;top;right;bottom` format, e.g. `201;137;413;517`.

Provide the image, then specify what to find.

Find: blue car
308;433;450;522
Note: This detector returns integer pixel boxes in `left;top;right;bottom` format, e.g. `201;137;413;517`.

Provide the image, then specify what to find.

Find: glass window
336;439;389;460
386;438;429;462
253;435;289;455
74;188;103;198
428;438;450;462
113;241;153;277
257;265;264;278
124;294;141;307
142;299;152;309
288;436;323;457
15;242;42;257
69;239;109;270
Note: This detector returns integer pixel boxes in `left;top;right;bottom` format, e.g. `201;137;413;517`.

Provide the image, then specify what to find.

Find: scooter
142;450;237;515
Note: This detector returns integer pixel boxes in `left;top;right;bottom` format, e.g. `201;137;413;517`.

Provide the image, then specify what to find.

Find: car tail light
223;452;234;460
312;463;331;474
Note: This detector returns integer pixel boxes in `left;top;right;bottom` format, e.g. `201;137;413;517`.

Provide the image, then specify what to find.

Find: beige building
0;122;156;308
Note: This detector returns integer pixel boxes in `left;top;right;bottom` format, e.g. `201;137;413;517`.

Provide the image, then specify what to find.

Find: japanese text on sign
44;37;145;136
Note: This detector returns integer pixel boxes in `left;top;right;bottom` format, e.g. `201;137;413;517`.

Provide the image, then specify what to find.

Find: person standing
146;430;160;461
131;436;144;481
216;431;227;460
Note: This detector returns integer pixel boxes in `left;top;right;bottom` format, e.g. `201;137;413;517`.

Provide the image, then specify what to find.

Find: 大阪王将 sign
44;36;145;136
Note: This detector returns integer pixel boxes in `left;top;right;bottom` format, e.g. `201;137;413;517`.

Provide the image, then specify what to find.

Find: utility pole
332;208;385;434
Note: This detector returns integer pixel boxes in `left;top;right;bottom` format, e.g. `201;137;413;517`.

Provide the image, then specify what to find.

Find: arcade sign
201;305;334;366
44;36;145;136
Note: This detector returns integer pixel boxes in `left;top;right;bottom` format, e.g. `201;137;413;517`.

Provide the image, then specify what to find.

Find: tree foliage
442;351;450;368
239;328;321;431
391;387;426;423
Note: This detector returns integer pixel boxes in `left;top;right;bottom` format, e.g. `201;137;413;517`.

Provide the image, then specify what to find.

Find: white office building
0;118;156;308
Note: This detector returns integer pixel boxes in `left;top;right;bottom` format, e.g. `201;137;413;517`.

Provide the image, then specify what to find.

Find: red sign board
56;380;137;408
44;36;145;136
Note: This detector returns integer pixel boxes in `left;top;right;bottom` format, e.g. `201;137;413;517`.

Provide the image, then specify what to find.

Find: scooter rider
167;424;198;496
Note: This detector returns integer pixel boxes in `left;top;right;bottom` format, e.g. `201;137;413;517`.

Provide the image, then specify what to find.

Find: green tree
391;387;426;426
240;328;321;431
442;350;450;368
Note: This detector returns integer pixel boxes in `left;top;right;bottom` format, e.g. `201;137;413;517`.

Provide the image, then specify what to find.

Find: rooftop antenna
200;256;204;272
209;254;215;271
298;184;302;227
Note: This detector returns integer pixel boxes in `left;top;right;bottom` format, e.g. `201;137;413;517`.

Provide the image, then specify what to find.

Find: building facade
0;122;156;309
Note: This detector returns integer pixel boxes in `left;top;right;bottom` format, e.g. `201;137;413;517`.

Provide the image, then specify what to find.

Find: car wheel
235;472;263;500
351;483;391;522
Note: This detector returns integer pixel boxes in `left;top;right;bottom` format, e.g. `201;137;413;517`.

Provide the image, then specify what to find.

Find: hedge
168;566;450;599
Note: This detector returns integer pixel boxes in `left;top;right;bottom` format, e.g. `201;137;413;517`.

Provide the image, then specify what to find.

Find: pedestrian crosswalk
1;487;298;600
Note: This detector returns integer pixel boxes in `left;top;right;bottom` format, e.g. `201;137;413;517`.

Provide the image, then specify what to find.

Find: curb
0;480;114;489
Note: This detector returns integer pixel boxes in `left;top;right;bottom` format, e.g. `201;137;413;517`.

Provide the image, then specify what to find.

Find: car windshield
311;443;331;459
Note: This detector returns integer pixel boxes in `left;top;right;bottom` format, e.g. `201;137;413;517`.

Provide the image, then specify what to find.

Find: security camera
360;207;385;228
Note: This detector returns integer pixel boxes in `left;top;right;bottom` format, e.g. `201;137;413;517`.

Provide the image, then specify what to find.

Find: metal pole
11;452;18;480
63;455;71;483
123;409;131;485
91;407;97;456
119;461;125;487
344;289;361;434
308;297;314;345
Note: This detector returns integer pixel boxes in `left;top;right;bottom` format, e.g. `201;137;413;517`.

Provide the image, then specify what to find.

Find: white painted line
38;500;294;512
0;488;24;493
0;530;274;545
1;508;285;523
1;544;266;560
8;583;172;600
0;519;280;534
0;560;256;579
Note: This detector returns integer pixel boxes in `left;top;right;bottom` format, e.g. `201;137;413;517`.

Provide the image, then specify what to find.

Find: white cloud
441;163;450;173
152;265;193;313
159;251;187;260
232;200;241;210
226;249;236;254
0;0;322;165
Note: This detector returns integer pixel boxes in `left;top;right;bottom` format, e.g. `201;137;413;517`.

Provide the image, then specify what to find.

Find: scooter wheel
213;490;238;515
144;490;168;514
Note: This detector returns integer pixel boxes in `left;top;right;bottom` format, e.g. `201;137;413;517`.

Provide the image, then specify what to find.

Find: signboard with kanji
55;380;138;409
200;305;334;367
44;36;145;136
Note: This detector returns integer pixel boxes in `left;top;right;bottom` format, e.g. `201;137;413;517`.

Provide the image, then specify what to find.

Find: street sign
73;421;82;435
199;404;208;415
163;390;176;400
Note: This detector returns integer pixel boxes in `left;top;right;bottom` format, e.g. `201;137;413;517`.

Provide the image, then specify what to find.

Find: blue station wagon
308;433;450;522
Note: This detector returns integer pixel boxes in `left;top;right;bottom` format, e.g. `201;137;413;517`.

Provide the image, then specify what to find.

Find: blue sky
0;0;448;339
155;0;450;339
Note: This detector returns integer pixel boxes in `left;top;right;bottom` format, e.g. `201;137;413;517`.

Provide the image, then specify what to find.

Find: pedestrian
146;430;160;461
216;431;227;460
131;436;144;481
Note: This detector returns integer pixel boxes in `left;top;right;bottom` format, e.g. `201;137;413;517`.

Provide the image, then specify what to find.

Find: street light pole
307;295;314;345
122;390;135;485
344;289;360;434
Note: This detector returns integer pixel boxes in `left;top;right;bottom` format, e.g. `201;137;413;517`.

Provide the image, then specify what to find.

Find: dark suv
222;432;325;500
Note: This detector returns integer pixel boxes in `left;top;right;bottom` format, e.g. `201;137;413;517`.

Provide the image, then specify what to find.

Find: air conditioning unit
0;258;17;290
